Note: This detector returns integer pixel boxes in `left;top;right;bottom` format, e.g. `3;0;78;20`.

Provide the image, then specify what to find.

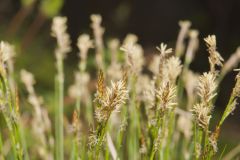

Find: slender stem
95;123;107;159
55;59;64;160
0;74;24;159
128;75;139;159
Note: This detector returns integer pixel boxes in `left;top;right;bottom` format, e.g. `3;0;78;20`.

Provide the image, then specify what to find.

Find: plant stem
55;59;64;160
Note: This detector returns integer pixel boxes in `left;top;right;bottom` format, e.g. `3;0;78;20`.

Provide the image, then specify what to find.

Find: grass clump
0;14;240;160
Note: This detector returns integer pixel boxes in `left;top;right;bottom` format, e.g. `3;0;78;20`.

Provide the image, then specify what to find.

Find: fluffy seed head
156;43;173;57
51;16;71;60
163;56;182;83
204;35;224;73
0;41;15;63
192;103;211;129
20;69;36;94
68;72;90;100
197;72;217;106
123;34;138;46
77;34;93;60
120;43;144;74
94;71;128;123
107;63;122;81
156;82;177;111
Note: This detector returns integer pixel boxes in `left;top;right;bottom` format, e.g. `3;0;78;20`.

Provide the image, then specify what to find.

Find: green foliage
40;0;64;18
20;0;36;8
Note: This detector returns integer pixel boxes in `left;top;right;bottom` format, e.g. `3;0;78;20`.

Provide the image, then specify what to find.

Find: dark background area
1;0;240;143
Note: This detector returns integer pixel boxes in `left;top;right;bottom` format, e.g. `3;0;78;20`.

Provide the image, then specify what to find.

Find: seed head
123;34;138;46
77;34;93;61
0;41;15;63
163;56;182;83
156;43;173;57
68;72;90;100
120;43;144;74
192;103;211;129
197;72;217;106
94;72;128;122
156;82;177;111
204;35;224;73
20;69;36;94
51;16;71;60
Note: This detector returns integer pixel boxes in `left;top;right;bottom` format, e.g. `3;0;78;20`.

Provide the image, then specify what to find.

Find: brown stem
6;6;33;37
21;12;46;49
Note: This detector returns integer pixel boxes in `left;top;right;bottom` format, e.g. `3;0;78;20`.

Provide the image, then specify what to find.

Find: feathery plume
156;82;177;111
192;103;211;129
51;16;71;60
0;41;16;92
95;79;128;122
156;43;173;57
77;34;93;71
0;41;15;63
20;69;35;94
0;41;16;77
107;63;122;81
68;72;90;102
204;35;224;73
120;43;144;74
123;34;138;46
197;72;217;106
156;43;173;80
162;56;182;83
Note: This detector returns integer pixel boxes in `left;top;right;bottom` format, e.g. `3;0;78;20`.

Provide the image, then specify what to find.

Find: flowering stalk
91;70;128;158
204;35;224;74
51;16;71;160
20;69;53;160
177;30;198;108
150;82;177;160
0;41;27;160
175;20;191;57
76;34;93;119
120;37;145;159
91;14;105;70
192;72;217;159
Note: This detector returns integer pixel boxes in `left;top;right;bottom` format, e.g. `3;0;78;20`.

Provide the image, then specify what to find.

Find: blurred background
0;0;240;153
